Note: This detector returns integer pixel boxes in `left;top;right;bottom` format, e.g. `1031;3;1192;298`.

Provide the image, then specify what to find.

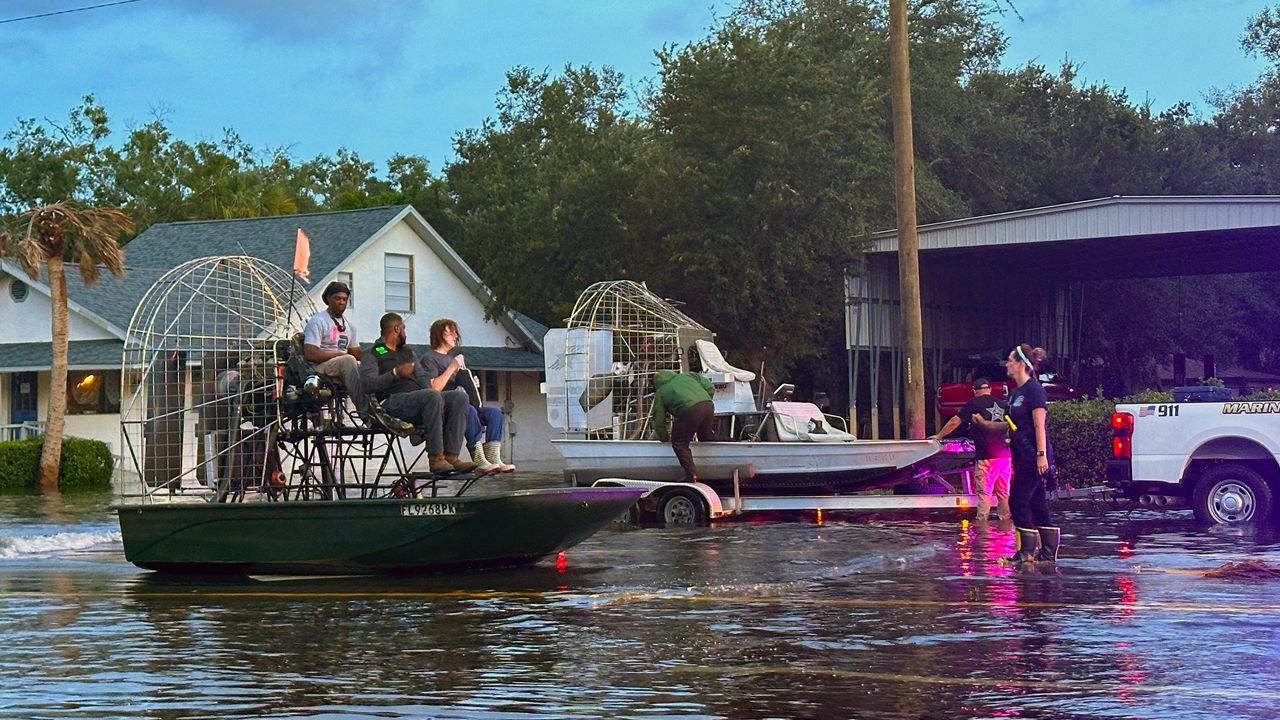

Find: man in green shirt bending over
650;370;717;483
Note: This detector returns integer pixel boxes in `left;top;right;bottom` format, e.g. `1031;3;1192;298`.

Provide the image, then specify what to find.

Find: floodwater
2;476;1279;719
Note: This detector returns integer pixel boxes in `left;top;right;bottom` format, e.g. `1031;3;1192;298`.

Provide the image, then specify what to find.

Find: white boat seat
769;402;855;442
694;339;756;382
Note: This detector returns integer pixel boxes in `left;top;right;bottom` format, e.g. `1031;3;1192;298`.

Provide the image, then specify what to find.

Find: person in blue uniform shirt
1002;343;1060;564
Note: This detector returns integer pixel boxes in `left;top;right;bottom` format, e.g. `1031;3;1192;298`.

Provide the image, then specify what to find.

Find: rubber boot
444;453;477;473
1004;527;1041;565
1035;526;1061;563
484;441;516;473
468;443;500;476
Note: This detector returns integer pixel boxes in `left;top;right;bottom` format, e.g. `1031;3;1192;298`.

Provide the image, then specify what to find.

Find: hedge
1047;389;1172;489
0;436;114;491
0;437;41;490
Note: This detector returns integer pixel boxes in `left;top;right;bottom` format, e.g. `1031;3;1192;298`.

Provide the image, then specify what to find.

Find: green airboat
114;256;641;575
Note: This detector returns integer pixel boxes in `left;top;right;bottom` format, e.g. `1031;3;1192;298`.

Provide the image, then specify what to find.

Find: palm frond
9;201;132;285
78;251;102;285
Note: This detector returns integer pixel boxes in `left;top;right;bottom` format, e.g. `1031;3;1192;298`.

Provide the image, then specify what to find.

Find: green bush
1047;396;1114;488
1117;389;1174;404
59;437;114;490
0;437;42;489
0;436;113;491
1045;389;1172;488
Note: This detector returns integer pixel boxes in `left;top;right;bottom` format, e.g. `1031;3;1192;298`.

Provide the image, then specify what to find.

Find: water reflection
3;499;1280;717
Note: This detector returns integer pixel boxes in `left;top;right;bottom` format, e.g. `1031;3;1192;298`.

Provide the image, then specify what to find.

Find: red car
936;357;1081;421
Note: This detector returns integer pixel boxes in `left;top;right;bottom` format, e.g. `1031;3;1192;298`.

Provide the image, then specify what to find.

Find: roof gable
0;259;152;338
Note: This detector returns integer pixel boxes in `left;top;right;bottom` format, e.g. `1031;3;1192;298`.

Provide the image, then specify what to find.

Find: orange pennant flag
293;227;311;283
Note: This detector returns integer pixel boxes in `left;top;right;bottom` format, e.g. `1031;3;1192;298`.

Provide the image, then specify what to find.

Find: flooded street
2;478;1279;719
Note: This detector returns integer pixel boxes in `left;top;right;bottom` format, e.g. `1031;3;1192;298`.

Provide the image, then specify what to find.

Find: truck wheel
1192;464;1274;525
658;488;708;527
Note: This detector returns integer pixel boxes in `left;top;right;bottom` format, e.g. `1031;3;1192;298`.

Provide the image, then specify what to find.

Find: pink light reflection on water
983;525;1023;623
957;519;975;577
954;519;1019;580
1115;575;1138;617
1117;539;1134;560
984;523;1017;579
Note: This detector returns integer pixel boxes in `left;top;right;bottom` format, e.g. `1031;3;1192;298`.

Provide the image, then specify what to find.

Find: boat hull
554;439;940;495
115;487;645;575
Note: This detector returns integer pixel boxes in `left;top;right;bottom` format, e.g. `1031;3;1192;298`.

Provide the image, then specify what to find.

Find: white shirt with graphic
304;311;356;353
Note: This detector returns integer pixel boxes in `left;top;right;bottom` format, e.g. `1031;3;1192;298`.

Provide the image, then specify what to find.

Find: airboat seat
276;332;371;429
695;339;757;414
766;401;855;443
694;339;756;382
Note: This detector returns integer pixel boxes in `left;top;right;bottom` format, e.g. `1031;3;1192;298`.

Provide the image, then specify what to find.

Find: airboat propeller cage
119;256;315;500
543;280;754;438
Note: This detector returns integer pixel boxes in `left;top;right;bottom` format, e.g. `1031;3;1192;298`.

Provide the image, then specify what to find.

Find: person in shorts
949;378;1012;523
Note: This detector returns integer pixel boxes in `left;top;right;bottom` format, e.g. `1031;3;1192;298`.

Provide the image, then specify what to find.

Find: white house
0;205;563;467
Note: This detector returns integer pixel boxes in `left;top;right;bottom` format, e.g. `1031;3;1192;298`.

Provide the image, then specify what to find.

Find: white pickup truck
1106;398;1280;524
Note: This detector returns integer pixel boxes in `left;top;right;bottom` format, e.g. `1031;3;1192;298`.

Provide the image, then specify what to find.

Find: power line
0;0;146;26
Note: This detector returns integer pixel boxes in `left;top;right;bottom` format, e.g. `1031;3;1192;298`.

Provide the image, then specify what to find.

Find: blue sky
0;0;1273;174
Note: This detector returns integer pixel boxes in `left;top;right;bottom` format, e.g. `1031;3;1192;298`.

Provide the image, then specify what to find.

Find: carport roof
867;195;1280;278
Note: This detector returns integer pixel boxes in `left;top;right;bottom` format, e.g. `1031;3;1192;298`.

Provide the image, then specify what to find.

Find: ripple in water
0;529;121;559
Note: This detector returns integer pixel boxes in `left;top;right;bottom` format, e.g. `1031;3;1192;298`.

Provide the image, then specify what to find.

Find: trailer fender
592;478;726;519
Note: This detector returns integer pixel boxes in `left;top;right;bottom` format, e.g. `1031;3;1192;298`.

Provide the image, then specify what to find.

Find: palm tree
0;202;131;493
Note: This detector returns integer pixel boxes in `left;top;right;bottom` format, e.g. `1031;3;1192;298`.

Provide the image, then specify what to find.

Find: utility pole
889;0;926;439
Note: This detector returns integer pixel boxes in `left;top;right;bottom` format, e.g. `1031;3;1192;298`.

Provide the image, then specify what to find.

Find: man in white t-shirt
303;281;366;415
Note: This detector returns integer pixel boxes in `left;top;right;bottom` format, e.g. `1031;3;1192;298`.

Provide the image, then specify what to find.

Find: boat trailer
593;467;978;526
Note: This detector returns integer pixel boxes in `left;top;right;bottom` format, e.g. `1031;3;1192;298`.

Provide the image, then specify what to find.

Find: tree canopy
5;0;1280;396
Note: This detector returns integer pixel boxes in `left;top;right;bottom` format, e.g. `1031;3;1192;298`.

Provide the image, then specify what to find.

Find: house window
335;271;353;307
384;254;413;312
483;370;500;402
67;370;122;414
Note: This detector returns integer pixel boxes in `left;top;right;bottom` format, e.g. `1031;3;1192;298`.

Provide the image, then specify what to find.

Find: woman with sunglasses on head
1002;342;1060;565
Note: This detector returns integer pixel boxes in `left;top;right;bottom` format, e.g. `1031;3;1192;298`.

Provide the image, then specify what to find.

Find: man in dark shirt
929;377;1011;522
358;313;474;474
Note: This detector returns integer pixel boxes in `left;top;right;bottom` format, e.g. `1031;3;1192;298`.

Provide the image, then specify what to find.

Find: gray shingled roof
123;205;407;282
5;204;544;351
5;205;413;337
512;311;550;349
0;339;124;371
458;346;544;371
64;266;168;333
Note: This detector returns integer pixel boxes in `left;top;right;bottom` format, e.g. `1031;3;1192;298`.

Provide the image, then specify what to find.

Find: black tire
1192;464;1275;525
658;488;708;527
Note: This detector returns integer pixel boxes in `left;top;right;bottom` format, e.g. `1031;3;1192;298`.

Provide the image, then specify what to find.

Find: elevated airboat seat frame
693;339;758;415
694;339;755;382
213;336;479;502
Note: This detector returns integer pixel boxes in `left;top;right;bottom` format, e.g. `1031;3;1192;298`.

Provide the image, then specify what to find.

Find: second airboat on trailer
113;256;642;575
542;280;976;521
